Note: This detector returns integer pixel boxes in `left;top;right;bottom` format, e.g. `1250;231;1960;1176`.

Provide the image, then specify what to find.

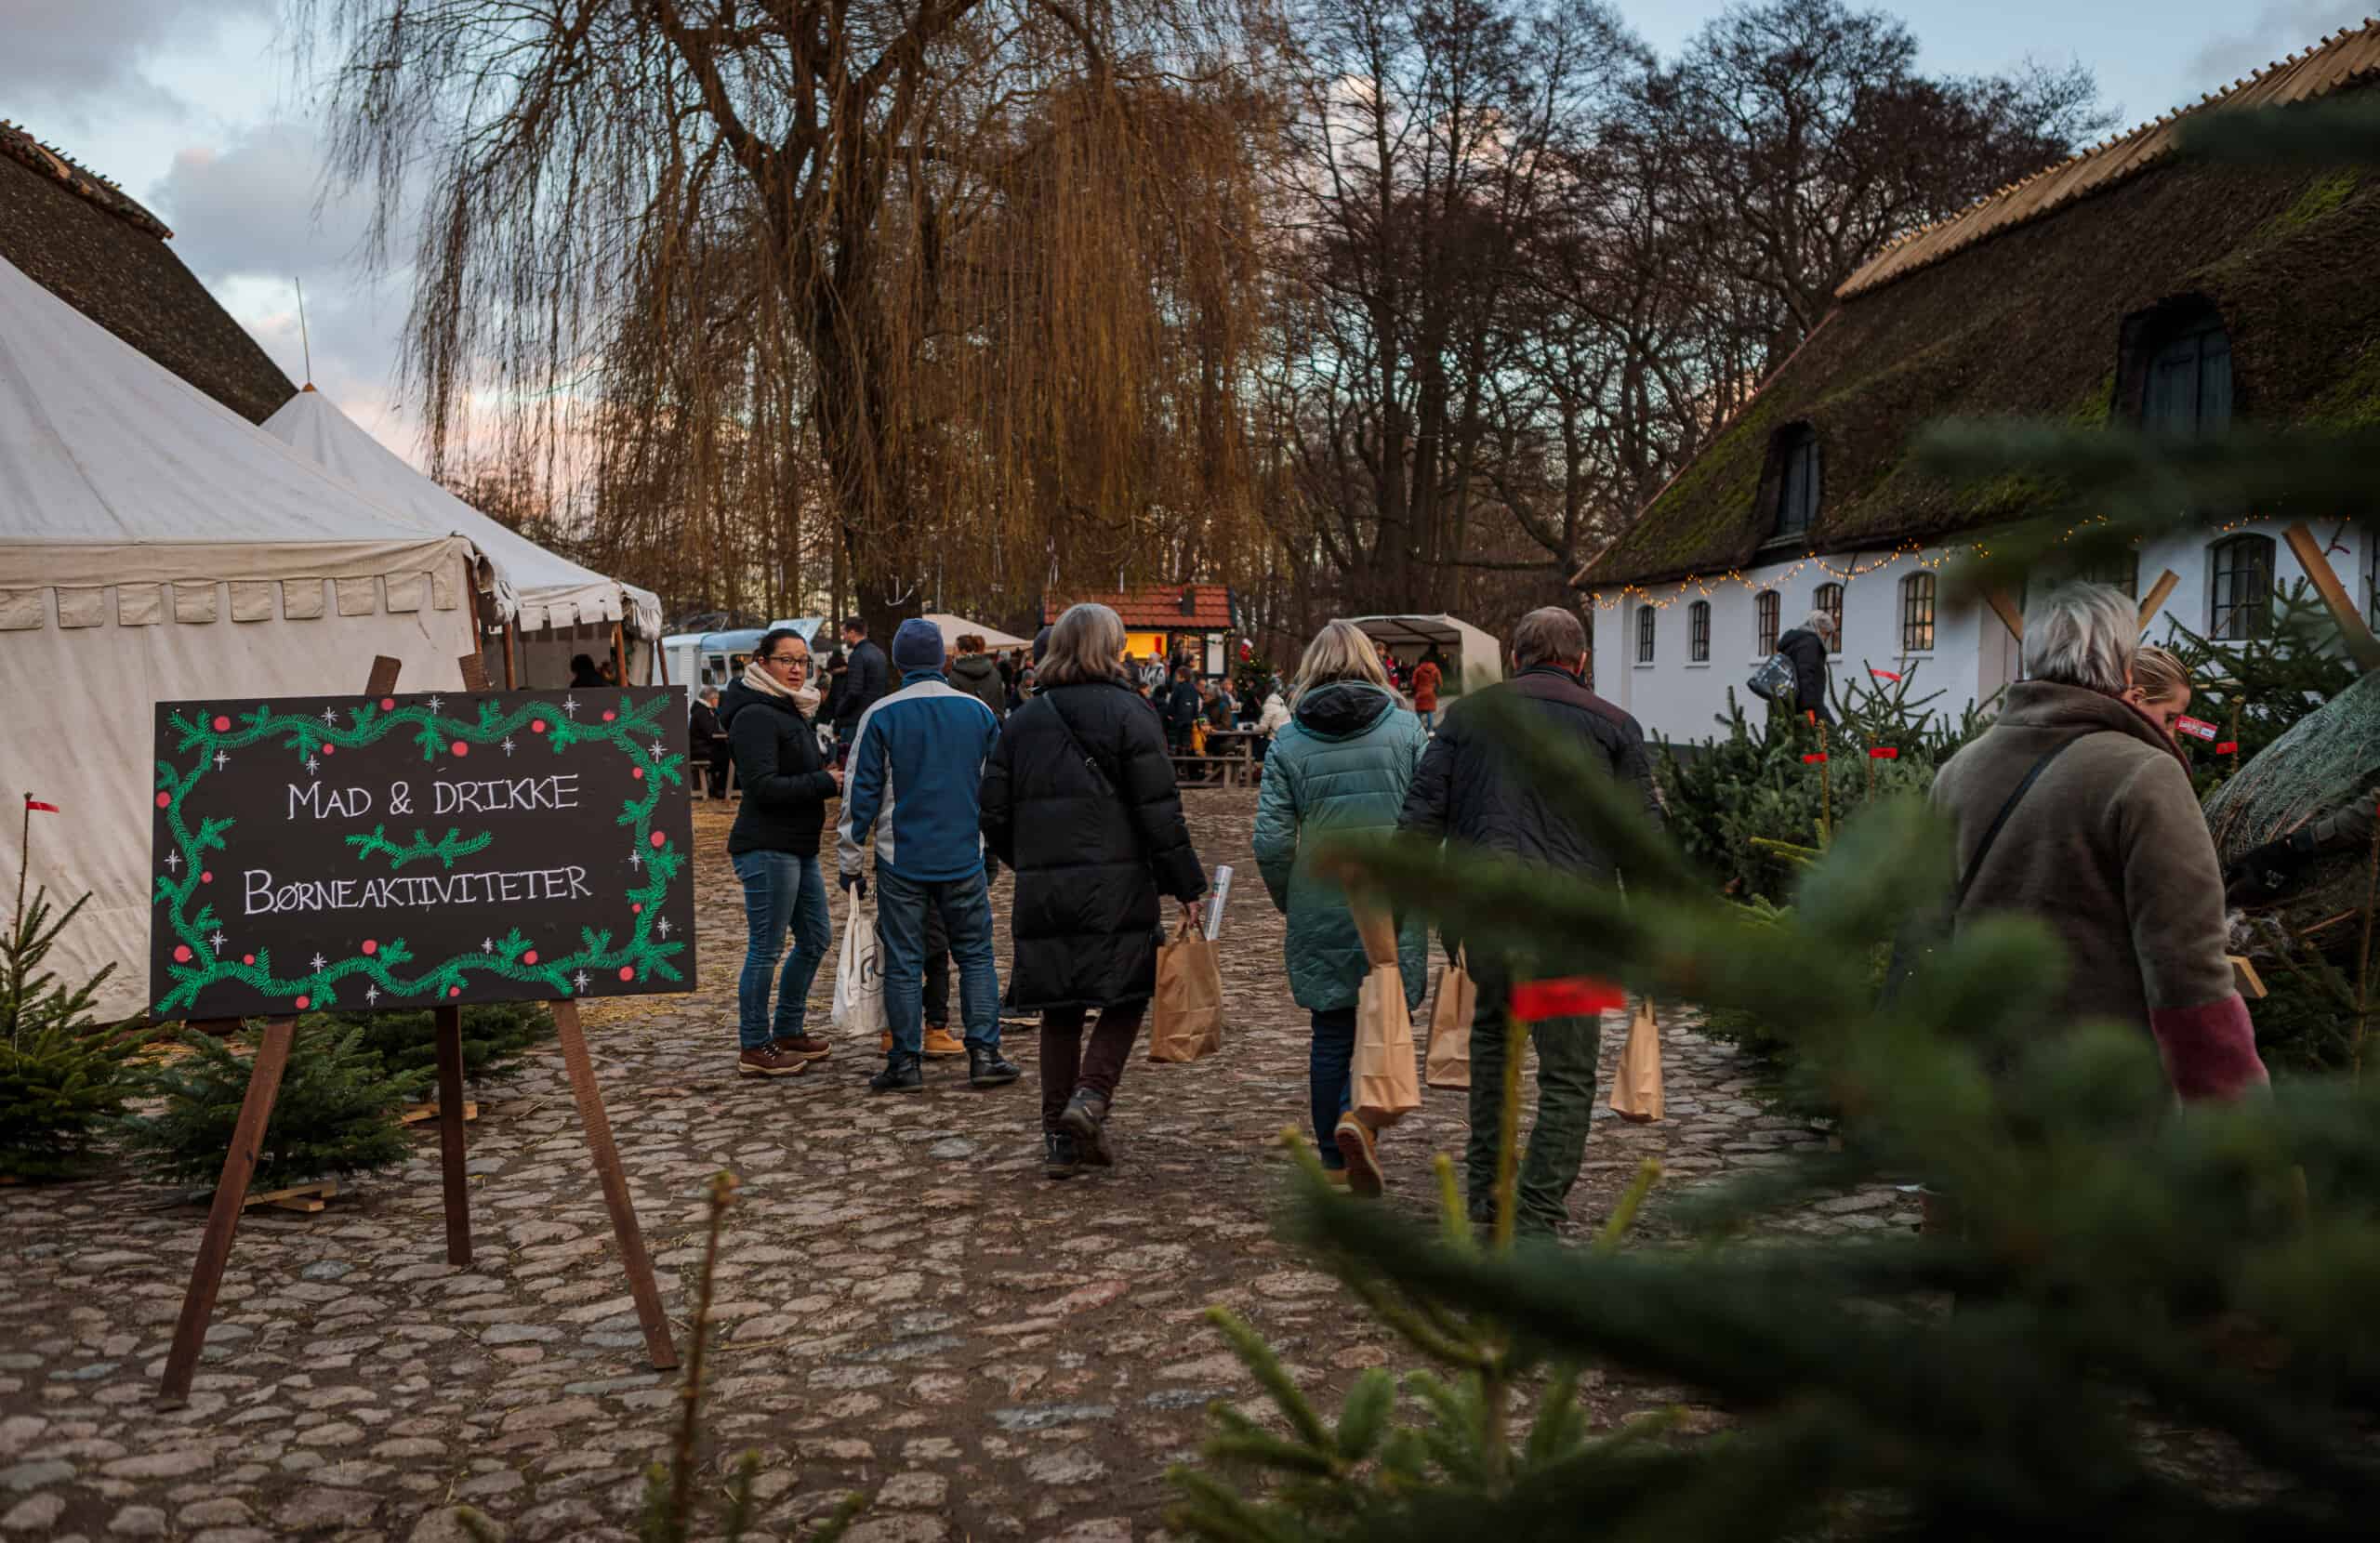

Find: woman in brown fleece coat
1929;583;2266;1101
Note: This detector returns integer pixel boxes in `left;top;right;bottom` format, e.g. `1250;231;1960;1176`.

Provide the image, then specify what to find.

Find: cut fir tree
119;1018;427;1187
1;879;152;1180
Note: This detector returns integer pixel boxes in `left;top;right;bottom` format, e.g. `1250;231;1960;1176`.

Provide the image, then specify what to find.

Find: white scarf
743;657;822;717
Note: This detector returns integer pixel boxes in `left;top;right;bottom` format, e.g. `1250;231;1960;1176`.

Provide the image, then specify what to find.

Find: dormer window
1770;425;1820;542
2121;297;2234;439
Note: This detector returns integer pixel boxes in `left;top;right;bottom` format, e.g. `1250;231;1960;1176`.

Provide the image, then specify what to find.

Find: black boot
1044;1130;1081;1180
868;1053;925;1094
968;1045;1021;1088
1057;1088;1115;1167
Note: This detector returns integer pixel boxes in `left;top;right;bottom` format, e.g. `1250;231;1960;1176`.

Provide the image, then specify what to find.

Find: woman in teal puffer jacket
1253;620;1429;1196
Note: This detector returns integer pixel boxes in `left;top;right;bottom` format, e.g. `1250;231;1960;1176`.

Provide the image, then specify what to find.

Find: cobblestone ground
0;791;1916;1542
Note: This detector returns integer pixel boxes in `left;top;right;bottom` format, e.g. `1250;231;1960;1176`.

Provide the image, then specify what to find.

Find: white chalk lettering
286;783;372;820
433;773;580;816
241;865;602;914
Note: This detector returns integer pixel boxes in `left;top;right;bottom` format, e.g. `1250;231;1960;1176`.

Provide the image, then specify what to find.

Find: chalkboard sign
151;688;695;1020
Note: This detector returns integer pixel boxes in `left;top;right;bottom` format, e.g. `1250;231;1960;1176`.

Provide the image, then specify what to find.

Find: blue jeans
1309;1007;1357;1168
875;865;1000;1057
731;851;832;1050
1419;709;1436;732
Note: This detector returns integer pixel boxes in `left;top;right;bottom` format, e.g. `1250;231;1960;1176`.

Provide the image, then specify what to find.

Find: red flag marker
1802;752;1829;764
2175;716;2217;742
2216;741;2239;756
1869;667;1902;681
22;796;58;813
1511;977;1625;1022
1869;746;1898;760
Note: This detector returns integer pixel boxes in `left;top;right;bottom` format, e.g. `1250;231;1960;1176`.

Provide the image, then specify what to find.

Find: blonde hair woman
1253;619;1429;1195
2124;644;2192;743
981;602;1207;1178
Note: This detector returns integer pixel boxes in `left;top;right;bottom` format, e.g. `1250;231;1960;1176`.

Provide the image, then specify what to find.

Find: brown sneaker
921;1026;966;1059
773;1035;831;1062
737;1046;808;1078
879;1030;892;1055
1334;1114;1383;1197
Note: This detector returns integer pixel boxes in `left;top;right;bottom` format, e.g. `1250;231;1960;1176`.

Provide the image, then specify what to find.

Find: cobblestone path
0;792;1915;1541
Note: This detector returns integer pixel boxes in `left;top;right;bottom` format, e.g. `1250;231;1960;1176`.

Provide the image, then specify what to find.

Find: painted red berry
532;719;547;733
602;710;617;722
172;944;192;963
522;950;538;966
155;791;171;809
361;939;377;956
295;995;311;1010
323;744;336;755
451;740;469;757
200;871;213;884
212;715;230;732
448;985;461;997
379;697;395;711
631;767;644;781
648;831;667;848
618;966;636;982
242;954;255;966
630;903;643;914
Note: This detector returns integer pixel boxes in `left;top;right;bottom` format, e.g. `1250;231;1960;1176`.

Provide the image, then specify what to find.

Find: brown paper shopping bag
1353;963;1421;1124
1424;949;1474;1089
1608;996;1664;1122
1147;915;1224;1062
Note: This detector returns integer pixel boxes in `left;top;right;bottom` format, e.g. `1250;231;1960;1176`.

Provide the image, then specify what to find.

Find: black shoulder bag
1882;732;2093;1003
1039;689;1126;797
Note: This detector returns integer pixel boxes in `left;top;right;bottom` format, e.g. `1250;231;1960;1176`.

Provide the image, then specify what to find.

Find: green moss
2258;170;2360;242
2307;335;2380;429
2068;372;2114;428
1605;388;1786;573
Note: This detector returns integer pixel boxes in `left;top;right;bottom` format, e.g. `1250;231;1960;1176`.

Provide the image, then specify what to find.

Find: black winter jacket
721;680;836;857
949;654;1008;720
1162;679;1203;732
982;679;1207;1009
1397;666;1664;890
834;640;891;738
1776;627;1833;723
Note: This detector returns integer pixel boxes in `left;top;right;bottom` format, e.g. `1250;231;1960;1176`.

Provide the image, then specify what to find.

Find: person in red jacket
1411;647;1444;732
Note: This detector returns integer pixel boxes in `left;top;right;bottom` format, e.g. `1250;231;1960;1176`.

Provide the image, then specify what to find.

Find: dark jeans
875;865;1000;1057
1467;972;1605;1235
730;851;832;1049
1309;1007;1358;1169
1040;1001;1148;1130
703;741;731;798
923;901;950;1028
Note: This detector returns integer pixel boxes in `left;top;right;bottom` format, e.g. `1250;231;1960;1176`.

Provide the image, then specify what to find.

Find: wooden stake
553;999;679;1369
432;1005;472;1268
1984;587;2025;641
610;621;628;687
2282;522;2380;672
502;625;518;690
364;656;403;696
2137;569;2180;629
458;652;491;693
160;1016;297;1405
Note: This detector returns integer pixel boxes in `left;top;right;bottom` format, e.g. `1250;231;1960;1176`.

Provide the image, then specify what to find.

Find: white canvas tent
1349;614;1504;697
922;613;1032;651
0;253;490;1020
261;388;665;687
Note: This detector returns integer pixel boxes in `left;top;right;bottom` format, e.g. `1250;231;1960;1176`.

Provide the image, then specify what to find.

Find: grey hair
1037;602;1131;687
1802;609;1836;639
2021;582;2139;694
1512;605;1589;669
698;686;720;702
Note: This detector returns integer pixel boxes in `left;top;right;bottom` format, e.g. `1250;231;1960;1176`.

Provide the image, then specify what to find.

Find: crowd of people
694;579;2269;1233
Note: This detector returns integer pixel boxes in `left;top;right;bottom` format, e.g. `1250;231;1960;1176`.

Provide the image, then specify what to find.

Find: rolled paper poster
1206;864;1233;940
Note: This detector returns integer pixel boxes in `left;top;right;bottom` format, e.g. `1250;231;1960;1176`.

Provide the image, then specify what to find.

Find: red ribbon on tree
1510;977;1625;1022
1869;666;1902;682
2216;741;2240;755
1869;746;1898;759
1803;752;1829;763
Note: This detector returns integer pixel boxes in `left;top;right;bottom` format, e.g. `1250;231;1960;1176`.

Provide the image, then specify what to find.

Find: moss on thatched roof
0;123;294;425
1584;73;2380;588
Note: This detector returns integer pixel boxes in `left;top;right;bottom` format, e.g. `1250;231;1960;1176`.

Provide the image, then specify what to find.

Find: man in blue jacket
839;618;1021;1092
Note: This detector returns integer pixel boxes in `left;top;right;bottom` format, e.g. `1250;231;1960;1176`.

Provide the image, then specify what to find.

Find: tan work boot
921;1025;966;1059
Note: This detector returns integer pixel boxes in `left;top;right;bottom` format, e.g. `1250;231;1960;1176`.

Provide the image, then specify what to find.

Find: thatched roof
0;122;294;425
1582;22;2380;588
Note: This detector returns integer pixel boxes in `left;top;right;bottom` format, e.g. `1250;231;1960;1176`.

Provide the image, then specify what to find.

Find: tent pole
611;621;628;685
655;631;670;687
502;625;517;690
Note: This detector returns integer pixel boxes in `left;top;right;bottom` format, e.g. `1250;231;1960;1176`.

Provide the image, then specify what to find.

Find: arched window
1755;590;1780;655
1771;426;1820;541
2143;316;2233;438
1900;573;1937;653
1689;600;1711;663
2209;534;2275;640
1812;583;1844;653
1635;604;1657;664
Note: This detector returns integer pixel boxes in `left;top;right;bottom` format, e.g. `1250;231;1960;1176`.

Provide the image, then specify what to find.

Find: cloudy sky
7;0;2369;468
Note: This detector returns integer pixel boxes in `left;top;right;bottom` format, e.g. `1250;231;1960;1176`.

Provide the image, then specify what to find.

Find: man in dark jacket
689;687;730;798
1398;605;1665;1236
1162;667;1202;754
834;618;891;754
948;633;1008;720
1775;612;1836;724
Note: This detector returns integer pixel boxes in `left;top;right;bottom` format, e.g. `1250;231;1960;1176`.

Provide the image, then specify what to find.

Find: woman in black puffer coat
982;602;1206;1179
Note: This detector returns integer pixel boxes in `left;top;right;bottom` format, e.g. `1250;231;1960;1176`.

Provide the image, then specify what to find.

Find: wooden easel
159;653;679;1405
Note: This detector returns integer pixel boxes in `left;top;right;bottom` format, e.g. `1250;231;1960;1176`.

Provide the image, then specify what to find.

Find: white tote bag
831;902;887;1035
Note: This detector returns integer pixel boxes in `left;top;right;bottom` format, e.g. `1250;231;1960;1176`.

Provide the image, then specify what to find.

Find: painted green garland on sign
150;689;695;1020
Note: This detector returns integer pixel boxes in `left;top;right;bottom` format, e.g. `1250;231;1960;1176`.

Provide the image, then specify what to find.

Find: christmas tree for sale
1;880;152;1180
120;1018;428;1186
338;1000;557;1088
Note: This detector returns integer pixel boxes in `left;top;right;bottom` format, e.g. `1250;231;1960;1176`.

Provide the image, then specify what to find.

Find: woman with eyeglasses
721;626;844;1076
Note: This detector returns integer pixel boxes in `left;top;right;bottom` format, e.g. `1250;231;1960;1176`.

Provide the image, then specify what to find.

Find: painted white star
654;916;671;937
365;984;379;1005
208;930;226;951
649;741;665;759
562;694;579;718
306;755;320;774
427;694;443;713
213;750;229;770
482;938;495;953
322;706;338;726
165;851;180;871
309;953;327;972
628;850;642;870
573;970;589;991
501;736;516;757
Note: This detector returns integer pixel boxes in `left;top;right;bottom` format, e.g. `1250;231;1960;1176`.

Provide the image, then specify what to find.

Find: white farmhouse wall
1588;518;2368;746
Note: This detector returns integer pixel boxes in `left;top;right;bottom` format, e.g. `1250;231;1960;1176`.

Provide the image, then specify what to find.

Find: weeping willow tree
298;0;1286;627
